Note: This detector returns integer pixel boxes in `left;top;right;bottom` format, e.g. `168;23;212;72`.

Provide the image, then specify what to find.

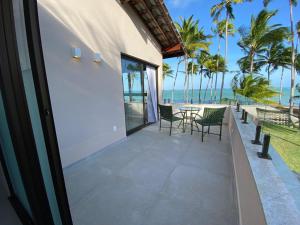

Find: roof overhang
120;0;186;59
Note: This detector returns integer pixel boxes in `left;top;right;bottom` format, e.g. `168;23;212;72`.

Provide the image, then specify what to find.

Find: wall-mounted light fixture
72;47;81;60
93;52;102;63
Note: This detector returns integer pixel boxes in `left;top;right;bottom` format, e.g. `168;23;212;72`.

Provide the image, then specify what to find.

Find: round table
179;106;202;126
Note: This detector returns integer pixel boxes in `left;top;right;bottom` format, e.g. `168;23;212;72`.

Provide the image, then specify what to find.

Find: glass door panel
122;58;144;132
0;89;32;216
11;0;62;224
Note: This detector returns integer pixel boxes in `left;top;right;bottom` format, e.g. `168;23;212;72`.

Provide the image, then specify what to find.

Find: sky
163;0;300;90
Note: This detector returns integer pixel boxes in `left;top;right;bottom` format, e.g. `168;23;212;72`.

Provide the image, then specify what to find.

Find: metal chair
191;107;226;142
158;104;186;136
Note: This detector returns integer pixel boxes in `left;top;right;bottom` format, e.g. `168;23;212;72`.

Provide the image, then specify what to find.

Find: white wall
37;0;163;167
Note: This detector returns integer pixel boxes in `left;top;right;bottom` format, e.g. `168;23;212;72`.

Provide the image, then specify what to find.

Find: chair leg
159;118;161;130
202;125;204;142
219;124;222;141
170;121;172;136
178;120;182;128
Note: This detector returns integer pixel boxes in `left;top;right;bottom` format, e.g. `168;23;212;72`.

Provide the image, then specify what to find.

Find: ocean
162;88;295;106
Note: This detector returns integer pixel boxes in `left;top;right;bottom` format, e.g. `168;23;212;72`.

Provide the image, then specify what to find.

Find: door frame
0;0;72;224
121;53;159;135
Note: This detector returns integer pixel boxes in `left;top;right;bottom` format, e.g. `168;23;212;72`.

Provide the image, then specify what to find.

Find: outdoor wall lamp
93;52;102;63
72;47;81;60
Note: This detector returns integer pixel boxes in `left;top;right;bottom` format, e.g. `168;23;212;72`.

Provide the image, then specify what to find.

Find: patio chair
158;104;186;136
191;107;226;142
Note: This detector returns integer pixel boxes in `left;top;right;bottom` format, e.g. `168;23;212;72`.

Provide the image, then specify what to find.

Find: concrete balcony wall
228;109;266;225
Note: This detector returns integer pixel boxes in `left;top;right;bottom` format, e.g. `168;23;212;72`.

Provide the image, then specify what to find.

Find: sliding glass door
121;55;158;134
122;57;145;133
0;0;73;224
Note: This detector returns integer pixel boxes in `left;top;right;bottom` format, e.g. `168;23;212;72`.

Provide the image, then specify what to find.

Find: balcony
64;117;237;225
63;106;300;225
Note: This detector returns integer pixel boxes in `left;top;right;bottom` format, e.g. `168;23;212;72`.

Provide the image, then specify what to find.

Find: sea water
162;88;296;106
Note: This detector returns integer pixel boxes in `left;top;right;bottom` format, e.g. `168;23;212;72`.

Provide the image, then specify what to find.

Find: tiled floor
64;123;238;225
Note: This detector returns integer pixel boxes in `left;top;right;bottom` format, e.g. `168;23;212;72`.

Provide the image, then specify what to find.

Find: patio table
179;106;202;127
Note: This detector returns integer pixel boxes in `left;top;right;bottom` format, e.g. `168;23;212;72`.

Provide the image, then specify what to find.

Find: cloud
168;0;200;8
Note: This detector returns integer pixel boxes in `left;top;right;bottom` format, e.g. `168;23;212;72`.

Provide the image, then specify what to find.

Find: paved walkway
64;123;238;225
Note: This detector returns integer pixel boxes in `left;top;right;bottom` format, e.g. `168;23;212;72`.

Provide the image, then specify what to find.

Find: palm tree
276;47;292;104
197;51;210;103
171;58;184;103
211;0;252;101
238;10;288;74
233;74;278;104
256;42;285;81
187;61;200;102
296;21;300;54
264;0;298;114
237;56;263;74
213;20;235;102
202;54;225;102
163;63;173;97
126;63;141;101
203;70;212;103
175;16;211;103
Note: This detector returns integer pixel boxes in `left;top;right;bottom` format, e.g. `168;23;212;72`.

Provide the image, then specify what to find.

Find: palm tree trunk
215;36;221;103
289;0;296;115
214;73;218;103
250;53;254;74
191;73;194;103
220;11;229;102
184;73;187;102
183;56;188;102
172;58;182;103
186;59;189;103
204;76;210;102
279;67;284;105
210;74;214;102
198;67;203;103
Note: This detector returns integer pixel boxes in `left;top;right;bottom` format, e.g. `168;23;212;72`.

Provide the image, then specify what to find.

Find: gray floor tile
65;123;238;225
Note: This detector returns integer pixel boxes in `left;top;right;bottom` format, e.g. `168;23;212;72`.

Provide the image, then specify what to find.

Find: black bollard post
257;134;272;160
236;102;240;112
241;109;245;120
242;111;248;124
251;125;262;145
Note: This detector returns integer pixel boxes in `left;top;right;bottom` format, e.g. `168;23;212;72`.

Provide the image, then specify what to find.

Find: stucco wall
37;0;163;167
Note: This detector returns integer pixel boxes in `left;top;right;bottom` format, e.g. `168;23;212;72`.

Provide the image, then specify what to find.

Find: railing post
241;109;245;120
242;111;248;124
236;102;240;112
257;134;272;160
251;125;262;145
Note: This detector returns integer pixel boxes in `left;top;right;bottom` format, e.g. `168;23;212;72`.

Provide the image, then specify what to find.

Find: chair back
202;107;226;124
158;104;173;120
